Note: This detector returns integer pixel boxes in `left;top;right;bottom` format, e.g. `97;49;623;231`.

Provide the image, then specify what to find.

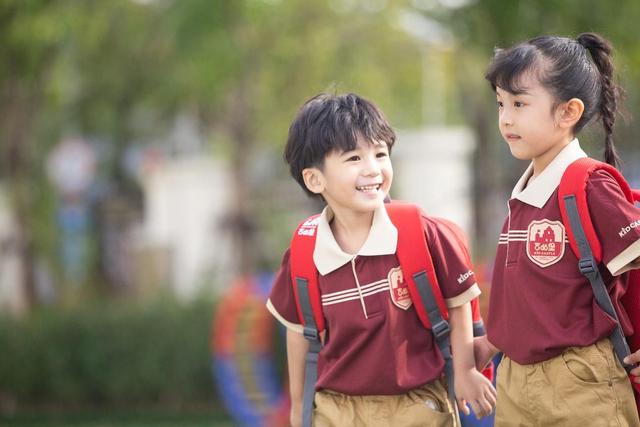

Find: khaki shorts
313;378;460;427
495;338;640;427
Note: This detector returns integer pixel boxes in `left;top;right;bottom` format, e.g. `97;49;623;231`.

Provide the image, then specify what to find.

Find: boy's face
304;136;393;216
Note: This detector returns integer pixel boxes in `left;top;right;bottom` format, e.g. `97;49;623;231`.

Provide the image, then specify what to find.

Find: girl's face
495;72;571;167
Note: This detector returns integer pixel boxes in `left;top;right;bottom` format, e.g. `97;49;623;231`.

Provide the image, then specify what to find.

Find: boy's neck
328;206;376;256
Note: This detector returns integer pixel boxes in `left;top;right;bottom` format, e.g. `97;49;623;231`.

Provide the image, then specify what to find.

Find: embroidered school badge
526;219;565;268
388;267;412;310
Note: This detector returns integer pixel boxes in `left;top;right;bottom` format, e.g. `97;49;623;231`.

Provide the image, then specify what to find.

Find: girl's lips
505;133;521;140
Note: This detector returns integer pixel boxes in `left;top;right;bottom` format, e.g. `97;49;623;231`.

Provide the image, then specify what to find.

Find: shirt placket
506;200;519;265
350;256;369;319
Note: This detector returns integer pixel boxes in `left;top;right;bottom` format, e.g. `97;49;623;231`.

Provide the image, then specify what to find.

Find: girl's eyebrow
497;85;533;97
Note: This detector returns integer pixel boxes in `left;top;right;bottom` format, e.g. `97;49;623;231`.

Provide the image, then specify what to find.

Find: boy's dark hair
486;32;623;169
284;93;396;198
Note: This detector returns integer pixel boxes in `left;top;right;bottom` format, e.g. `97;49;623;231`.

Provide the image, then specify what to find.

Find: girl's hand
474;335;499;371
455;369;497;419
624;351;640;379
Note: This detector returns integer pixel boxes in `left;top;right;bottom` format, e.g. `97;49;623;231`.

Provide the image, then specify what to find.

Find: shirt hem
266;299;303;333
607;238;640;276
445;284;481;308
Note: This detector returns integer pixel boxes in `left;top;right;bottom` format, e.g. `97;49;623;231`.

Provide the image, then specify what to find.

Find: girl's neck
531;136;574;178
329;208;375;255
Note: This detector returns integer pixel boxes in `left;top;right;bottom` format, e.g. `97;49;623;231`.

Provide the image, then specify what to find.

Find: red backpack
289;201;492;427
558;158;640;410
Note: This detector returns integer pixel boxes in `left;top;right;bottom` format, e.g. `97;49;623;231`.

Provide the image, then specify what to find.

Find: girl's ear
302;168;325;195
557;98;585;129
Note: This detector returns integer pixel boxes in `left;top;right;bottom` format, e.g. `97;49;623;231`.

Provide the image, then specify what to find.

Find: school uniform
267;203;481;426
487;139;640;426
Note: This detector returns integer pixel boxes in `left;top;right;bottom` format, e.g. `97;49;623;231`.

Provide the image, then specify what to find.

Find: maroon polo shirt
267;204;480;395
487;139;640;364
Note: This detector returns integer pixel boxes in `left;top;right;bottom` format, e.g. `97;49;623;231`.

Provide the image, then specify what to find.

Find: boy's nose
362;156;381;176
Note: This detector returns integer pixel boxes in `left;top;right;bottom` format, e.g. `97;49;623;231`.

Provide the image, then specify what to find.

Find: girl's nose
500;110;513;127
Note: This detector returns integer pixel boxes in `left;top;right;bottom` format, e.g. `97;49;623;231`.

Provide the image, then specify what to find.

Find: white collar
313;204;398;275
511;138;587;208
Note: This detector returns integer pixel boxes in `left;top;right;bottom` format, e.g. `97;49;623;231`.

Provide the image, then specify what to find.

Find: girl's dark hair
284;93;396;198
485;32;623;168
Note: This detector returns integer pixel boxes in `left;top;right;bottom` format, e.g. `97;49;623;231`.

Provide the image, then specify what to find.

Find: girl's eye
497;101;503;108
514;101;524;108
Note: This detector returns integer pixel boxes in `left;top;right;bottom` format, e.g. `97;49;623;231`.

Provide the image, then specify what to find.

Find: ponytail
577;32;622;169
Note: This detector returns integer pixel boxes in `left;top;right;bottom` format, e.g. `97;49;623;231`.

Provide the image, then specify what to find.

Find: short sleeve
423;217;481;308
587;170;640;276
266;248;303;333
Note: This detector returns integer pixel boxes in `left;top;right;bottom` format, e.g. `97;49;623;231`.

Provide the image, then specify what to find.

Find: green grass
0;410;234;427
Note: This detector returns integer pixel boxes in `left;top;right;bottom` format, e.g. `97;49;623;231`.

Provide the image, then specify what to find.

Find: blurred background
1;0;640;426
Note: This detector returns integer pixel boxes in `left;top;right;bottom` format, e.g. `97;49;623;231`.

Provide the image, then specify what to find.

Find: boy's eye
346;155;360;162
376;152;388;158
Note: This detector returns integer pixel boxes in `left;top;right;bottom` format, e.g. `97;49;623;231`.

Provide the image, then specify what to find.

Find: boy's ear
557;98;585;129
302;167;325;195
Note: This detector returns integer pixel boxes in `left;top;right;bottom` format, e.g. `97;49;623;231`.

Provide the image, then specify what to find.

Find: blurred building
394;126;475;237
139;155;232;299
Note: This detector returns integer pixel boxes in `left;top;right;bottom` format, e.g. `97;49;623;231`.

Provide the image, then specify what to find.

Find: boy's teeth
357;184;380;191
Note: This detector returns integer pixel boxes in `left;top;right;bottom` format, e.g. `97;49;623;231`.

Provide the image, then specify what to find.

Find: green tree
163;0;424;274
414;0;640;254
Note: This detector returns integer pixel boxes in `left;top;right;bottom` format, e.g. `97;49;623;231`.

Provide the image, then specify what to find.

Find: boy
267;93;496;427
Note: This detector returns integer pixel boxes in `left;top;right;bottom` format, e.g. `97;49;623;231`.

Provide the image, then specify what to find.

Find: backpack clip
303;325;319;342
578;257;598;275
431;319;451;340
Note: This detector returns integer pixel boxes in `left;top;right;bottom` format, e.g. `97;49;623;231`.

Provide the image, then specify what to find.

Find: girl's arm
621;257;640;374
449;302;497;419
474;335;500;372
287;329;309;427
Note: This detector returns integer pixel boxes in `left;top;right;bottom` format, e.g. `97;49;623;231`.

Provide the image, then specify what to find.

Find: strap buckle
578;257;597;275
431;319;450;340
303;325;320;342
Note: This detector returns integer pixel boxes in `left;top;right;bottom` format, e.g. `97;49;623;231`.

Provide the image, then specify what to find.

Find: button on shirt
267;204;480;395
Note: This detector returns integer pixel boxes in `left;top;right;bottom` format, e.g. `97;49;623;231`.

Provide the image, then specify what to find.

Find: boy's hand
455;369;497;419
474;335;498;371
624;351;640;380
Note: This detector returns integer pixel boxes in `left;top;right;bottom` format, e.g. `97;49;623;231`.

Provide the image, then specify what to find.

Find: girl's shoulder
585;167;630;198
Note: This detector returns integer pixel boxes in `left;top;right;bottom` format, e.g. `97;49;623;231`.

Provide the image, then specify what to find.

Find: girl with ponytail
474;33;640;426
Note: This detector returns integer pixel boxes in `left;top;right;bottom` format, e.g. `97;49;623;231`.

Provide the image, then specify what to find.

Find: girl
474;33;640;426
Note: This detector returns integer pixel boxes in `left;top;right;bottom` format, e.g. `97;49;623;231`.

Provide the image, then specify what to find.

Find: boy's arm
287;329;309;427
449;302;496;419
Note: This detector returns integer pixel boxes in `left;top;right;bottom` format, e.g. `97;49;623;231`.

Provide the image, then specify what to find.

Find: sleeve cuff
266;299;303;334
445;283;481;308
607;239;640;276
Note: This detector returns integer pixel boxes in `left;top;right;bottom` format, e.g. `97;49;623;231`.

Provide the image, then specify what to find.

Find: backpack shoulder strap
558;157;634;263
386;201;457;404
385;202;448;328
289;214;324;427
558;157;634;372
289;214;326;334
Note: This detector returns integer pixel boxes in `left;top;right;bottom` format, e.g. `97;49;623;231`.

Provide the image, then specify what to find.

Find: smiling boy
267;93;496;427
